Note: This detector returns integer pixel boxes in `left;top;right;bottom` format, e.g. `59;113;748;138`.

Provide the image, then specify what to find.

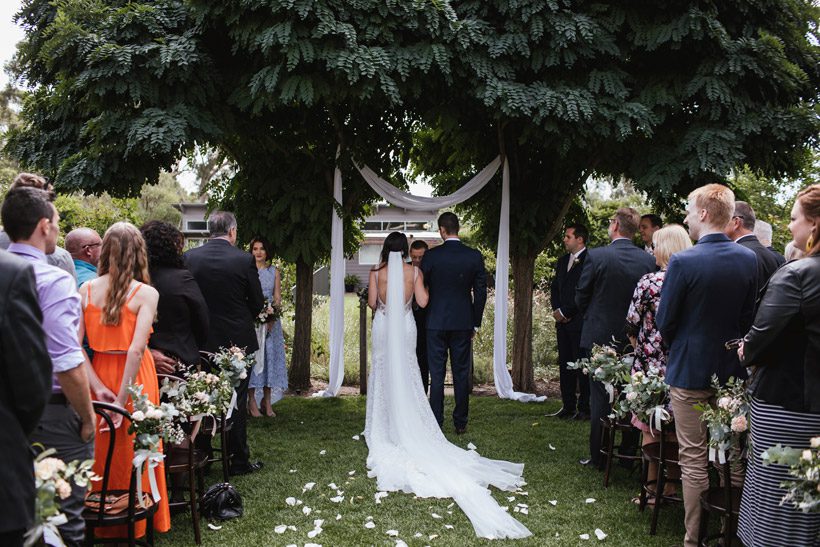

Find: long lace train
364;252;531;540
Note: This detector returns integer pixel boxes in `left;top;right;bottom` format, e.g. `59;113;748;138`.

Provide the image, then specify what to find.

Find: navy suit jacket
550;250;587;332
656;233;757;389
575;239;656;350
420;239;487;331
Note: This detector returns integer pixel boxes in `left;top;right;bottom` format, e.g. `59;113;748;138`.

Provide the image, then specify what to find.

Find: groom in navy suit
421;212;488;434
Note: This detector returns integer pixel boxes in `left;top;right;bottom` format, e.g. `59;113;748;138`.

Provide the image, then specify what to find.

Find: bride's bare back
368;262;429;310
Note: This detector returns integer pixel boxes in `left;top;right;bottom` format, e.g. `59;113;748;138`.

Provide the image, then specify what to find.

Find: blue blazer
575;239;656;350
656;233;758;389
420;239;487;331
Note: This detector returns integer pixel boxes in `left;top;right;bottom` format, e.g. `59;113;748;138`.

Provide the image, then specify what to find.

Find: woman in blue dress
248;236;288;417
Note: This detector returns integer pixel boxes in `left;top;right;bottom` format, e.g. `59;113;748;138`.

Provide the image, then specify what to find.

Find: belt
49;392;68;405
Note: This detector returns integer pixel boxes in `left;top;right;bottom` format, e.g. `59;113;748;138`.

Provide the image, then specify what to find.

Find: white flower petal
444;524;454;530
207;523;222;530
549;444;556;450
314;519;324;528
302;506;312;515
352;435;360;440
289;469;297;473
319;450;327;455
328;482;338;490
580;533;590;540
595;528;607;540
303;482;316;492
348;470;356;476
467;442;477;450
274;525;287;534
364;521;376;529
431;513;442;519
520;508;529;515
330;496;344;503
585;498;596;504
549;500;558;506
396;541;408;547
507;496;515;502
386;530;399;536
287;525;297;531
307;530;320;539
285;497;297;506
414;533;423;538
429;534;439;540
447;502;454;509
336;514;342;521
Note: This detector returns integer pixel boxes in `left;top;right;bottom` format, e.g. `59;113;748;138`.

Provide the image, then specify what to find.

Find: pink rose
730;415;748;433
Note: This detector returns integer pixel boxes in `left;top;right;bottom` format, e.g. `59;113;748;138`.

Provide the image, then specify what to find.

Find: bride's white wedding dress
364;252;532;540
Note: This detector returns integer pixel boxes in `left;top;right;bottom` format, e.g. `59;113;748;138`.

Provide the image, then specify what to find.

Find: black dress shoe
549;408;576;419
229;460;264;476
455;426;467;435
574;412;590;421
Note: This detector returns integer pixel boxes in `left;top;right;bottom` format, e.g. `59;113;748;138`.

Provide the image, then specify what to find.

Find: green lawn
160;396;684;546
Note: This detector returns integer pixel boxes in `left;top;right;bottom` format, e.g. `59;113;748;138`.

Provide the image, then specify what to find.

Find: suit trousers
228;374;252;469
670;387;744;547
30;403;94;547
427;329;472;429
416;324;429;395
556;324;589;413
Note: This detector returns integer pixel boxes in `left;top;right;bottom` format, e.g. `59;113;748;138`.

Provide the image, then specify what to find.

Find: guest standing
410;239;430;394
549;224;590;420
0;251;51;547
625;224;691;499
737;184;820;546
724;201;782;290
576;208;656;468
248;236;288;418
140;221;209;374
753;220;787;266
656;184;757;547
639;214;663;255
3;186;96;547
80;222;170;539
65;228;102;288
185;211;265;475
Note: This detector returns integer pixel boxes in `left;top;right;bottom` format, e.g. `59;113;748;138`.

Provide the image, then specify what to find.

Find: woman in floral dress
625;224;691;503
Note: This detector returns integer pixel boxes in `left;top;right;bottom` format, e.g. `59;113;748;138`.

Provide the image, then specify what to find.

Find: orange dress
85;283;171;537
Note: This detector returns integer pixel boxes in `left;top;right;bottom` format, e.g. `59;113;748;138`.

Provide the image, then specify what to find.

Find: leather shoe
455;426;467;435
548;407;576;419
574;412;590;421
229;460;264;476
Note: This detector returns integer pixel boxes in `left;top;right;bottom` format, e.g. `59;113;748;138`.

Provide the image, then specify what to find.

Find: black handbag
201;482;243;520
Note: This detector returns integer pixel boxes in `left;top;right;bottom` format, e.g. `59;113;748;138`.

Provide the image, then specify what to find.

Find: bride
364;232;532;540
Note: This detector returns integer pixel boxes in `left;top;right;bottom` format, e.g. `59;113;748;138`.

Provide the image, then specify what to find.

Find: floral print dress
625;270;668;432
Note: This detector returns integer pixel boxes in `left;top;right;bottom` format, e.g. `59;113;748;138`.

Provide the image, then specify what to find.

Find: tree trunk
510;250;537;392
289;258;314;390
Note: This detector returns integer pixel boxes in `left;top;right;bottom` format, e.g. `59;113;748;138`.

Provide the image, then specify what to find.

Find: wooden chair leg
639;455;649;512
697;503;709;546
650;459;665;535
147;512;155;547
190;466;201;545
603;423;616;488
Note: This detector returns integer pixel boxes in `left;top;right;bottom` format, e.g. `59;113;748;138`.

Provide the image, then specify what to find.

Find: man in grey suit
575;207;656;468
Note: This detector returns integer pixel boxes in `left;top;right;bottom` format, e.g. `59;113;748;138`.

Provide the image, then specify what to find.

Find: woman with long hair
248;236;288;417
80;222;171;538
737;185;820;545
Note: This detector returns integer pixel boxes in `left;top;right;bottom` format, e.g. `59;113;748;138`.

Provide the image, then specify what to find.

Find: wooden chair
697;456;743;546
83;402;157;546
599;416;643;487
157;374;208;545
639;423;682;535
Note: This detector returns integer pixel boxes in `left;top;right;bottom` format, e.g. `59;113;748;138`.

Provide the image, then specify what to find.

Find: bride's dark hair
373;231;408;270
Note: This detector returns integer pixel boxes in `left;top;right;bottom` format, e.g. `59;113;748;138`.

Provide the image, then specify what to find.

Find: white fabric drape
314;148;345;398
322;153;545;402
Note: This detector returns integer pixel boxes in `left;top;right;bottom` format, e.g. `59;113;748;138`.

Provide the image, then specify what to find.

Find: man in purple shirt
2;186;95;547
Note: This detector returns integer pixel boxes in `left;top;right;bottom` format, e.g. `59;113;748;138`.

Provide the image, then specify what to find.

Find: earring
807;234;815;252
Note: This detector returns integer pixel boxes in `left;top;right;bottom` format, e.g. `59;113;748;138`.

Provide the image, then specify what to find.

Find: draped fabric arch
314;156;545;403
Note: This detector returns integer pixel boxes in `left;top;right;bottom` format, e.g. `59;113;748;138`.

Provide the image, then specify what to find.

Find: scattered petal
580;533;590;540
352;435;360;441
302;506;312;516
595;528;607;540
366;516;373;521
306;544;321;547
285;497;297;506
447;502;454;509
207;523;222;531
516;503;529;508
467;442;477;450
513;507;520;513
289;469;297;473
319;450;327;455
429;534;439;540
444;524;454;530
348;470;356;476
386;530;399;537
531;422;539;427
364;521;376;529
314;519;324;528
519;491;529;496
414;533;423;538
274;525;287;534
303;482;316;492
447;511;452;515
374;491;389;504
287;525;297;531
336;514;342;521
520;508;529;515
549;500;558;506
507;496;515;502
502;506;509;512
396;541;408;547
330;496;344;503
327;483;338;490
431;513;442;519
549;444;556;451
585;498;596;504
307;529;321;539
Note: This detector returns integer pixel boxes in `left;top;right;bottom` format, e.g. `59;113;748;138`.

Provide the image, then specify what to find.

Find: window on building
404;221;429;231
358;244;381;265
363;222;382;231
187;220;208;231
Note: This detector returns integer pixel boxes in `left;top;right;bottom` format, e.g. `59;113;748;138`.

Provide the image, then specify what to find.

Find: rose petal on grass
386;530;399;536
330;496;344;503
289;469;297;473
307;529;320;539
447;502;454;509
207;523;222;531
352;435;360;440
328;483;338;490
287;525;297;531
319;450;327;455
302;506;312;516
414;533;423;538
444;524;454;530
274;525;287;534
336;514;342;521
314;519;324;528
507;496;515;502
595;528;607;540
549;444;556;451
585;498;596;504
520;508;529;515
580;533;590;540
396;541;408;547
303;482;316;492
467;442;477;450
549;500;558;506
374;491;389;504
431;513;442;519
364;521;376;529
348;470;356;476
429;534;439;540
285;497;297;506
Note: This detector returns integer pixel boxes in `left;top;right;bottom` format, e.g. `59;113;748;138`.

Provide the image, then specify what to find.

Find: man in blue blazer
575;208;656;468
656;184;757;547
420;212;487;434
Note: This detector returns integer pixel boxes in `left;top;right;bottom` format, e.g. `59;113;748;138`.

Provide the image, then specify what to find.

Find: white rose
811;437;820;449
235;352;245;361
626;391;638;401
131;410;146;422
146;408;164;420
802;450;813;462
55;478;72;500
239;370;247;380
35;458;65;481
717;397;731;410
194;391;209;402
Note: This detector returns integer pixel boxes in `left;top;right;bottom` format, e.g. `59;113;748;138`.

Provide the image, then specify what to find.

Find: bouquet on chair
211;345;256;388
694;375;749;465
255;297;282;325
127;383;185;507
612;365;671;435
761;437;820;514
161;372;233;420
568;343;632;404
25;448;97;547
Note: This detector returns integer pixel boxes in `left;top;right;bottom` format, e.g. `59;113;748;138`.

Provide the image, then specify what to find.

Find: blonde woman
625;224;692;503
79;222;170;538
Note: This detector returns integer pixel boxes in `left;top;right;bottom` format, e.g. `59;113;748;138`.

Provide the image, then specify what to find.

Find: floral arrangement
210;345;255;388
127;383;184;507
255;297;282;325
161;371;232;418
26;448;97;547
694;375;749;464
761;437;820;514
613;365;671;434
567;343;632;403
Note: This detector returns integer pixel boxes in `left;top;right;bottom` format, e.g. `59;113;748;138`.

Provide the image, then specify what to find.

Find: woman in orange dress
80;222;170;538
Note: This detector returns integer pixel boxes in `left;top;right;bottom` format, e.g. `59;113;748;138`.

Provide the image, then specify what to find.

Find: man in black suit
410;239;430;394
420;212;487;434
0;251;51;547
185;211;265;475
753;219;787;266
549;224;590;420
576;207;656;468
724;201;781;291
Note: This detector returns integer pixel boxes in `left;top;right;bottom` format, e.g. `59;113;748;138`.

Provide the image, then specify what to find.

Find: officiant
410;239;430;394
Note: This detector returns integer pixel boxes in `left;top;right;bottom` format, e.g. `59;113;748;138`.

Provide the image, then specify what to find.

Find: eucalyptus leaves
694;376;750;465
761;437;820;514
613;366;671;434
567;344;632;404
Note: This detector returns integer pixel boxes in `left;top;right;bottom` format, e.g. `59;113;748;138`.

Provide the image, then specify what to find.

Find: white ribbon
649;406;670;436
604;382;615;404
254;324;266;375
190;413;217;437
133;448;164;508
708;442;729;464
226;390;237;420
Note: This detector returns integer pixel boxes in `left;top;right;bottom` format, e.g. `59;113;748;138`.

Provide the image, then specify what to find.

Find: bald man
65;228;102;288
